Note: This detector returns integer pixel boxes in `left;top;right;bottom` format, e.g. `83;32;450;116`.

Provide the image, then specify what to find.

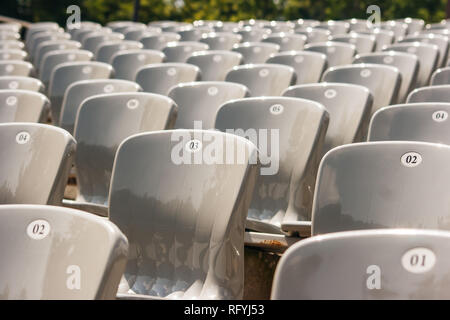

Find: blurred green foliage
1;0;448;24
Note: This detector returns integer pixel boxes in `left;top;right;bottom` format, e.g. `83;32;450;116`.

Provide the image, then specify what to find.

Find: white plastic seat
0;89;50;123
111;49;165;80
186;50;242;81
305;41;356;67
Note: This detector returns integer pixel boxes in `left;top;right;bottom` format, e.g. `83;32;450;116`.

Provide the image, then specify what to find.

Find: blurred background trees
1;0;448;24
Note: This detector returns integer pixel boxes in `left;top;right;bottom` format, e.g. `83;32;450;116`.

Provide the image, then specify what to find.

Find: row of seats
2;17;450;299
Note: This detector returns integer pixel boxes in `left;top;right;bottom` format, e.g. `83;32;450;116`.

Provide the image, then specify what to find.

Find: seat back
199;32;242;50
0;89;50;123
262;33;307;51
0;60;34;77
0;76;44;92
431;67;450;85
186;50;242;81
304;41;356;67
400;34;449;67
139;32;181;50
95;40;143;63
162;41;209;62
331;33;376;54
232;42;280;64
407;85;450;103
111;49;165;80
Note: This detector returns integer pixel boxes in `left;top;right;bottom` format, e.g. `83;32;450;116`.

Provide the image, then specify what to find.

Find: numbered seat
82;32;124;54
0;60;34;77
139;32;181;50
0;76;44;92
0;49;27;61
266;51;327;85
0;204;128;300
162;41;209;62
283;83;373;156
262;33;307;51
225;64;296;96
0;40;25;51
25;22;61;48
430;67;450;85
186;50;242;81
295;27;330;44
48;61;113;123
355;29;394;51
169;81;248;129
353;51;419;103
399;34;449;67
398;17;425;34
39;49;93;88
215;97;328;235
0;89;50;123
29;32;71;59
330;33;376;54
66;92;177;216
60;79;142;134
384;42;440;88
322;63;401;114
232;42;279;64
135;63;200;95
236;26;271;42
109;130;258;299
111;49;165;80
34;40;82;71
272;229;450;299
0;123;75;205
312;141;450;235
305;42;356;67
316;20;350;35
368;103;450;145
407;85;450;103
95;40;143;63
75;27;112;43
199;32;242;50
380;21;408;41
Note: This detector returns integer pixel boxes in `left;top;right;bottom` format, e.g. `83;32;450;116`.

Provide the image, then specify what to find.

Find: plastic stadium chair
322;63;401;114
295;27;330;44
262;33;307;51
169;81;248;129
355;29;394;51
283;82;373;156
312;141;450;235
316;20;350;35
236;26;271;42
82;32;124;54
272;229;450;299
94;40;143;63
199;32;242;50
139;32;181;50
29;32;71;58
266;51;327;85
60;79;142;134
0;204;128;300
34;40;82;70
380;21;408;41
48;61;113;124
304;41;356;67
135;62;200;95
399;34;449;67
368;103;450;145
0;89;50;123
0;76;44;92
0;49;27;61
232;42;280;64
186;50;242;81
330;33;376;54
0;40;25;51
111;49;165;80
353;51;419;103
398;17;425;34
67;92;177;216
430;67;450;85
109;130;258;299
215;97;328;235
162;41;209;62
407;85;450;103
225;63;296;96
0;123;75;205
0;60;34;77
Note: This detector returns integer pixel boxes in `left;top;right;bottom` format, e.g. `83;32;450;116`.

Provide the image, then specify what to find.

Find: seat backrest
312;141;450;235
111;49;165;81
384;42;439;87
407;85;450;103
139;32;181;50
40;49;93;86
304;41;356;67
236;27;271;42
330;33;376;54
272;229;450;299
135;62;200;95
353;51;419;103
431;67;450;85
34;40;82;70
266;51;327;85
0;40;25;51
295;27;330;43
199;32;242;50
322;63;401;114
400;34;449;67
48;61;114;123
0;49;27;61
0;76;44;92
225;63;296;96
0;60;34;77
30;32;71;58
380;21;408;41
232;42;279;64
262;33;307;51
60;79;142;133
0;204;128;300
94;40;143;63
215;97;328;234
82;32;124;53
0;89;50;123
354;29;394;51
0;123;75;205
74;92;177;205
399;17;425;33
283;82;372;155
169;81;248;129
109;130;258;299
162;41;209;62
186;50;242;81
316;20;350;35
369;103;450;145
